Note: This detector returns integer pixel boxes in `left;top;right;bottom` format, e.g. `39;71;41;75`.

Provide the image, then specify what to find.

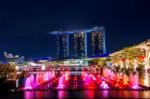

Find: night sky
0;0;150;59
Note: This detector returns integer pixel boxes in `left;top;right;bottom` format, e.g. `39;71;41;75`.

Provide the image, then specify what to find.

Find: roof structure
48;26;105;35
110;39;150;56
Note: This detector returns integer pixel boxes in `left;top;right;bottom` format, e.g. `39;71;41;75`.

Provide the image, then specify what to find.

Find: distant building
49;26;106;59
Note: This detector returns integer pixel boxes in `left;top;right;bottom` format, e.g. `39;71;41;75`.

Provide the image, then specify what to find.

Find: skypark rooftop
49;26;105;35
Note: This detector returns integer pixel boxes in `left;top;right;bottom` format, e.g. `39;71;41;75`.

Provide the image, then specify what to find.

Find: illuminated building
56;34;69;58
74;32;87;58
92;27;106;55
110;39;150;87
49;26;106;59
49;31;70;59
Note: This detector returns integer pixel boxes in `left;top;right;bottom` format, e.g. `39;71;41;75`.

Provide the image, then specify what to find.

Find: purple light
100;81;109;89
57;74;65;89
24;75;34;90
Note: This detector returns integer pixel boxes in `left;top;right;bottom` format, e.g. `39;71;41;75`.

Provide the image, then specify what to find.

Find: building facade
49;26;106;59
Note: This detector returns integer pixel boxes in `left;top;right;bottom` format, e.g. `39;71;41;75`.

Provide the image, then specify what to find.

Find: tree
0;63;16;80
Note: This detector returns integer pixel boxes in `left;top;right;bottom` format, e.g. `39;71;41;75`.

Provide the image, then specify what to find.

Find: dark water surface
0;90;150;99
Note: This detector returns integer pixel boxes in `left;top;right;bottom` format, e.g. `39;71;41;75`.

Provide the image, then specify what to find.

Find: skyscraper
49;26;106;59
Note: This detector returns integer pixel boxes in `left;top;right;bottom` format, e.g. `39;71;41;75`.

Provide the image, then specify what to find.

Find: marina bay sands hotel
49;26;106;59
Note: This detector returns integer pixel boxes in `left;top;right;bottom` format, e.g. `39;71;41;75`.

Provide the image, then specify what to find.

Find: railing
17;65;90;72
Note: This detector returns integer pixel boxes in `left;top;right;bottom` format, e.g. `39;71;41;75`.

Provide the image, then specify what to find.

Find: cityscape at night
0;0;150;99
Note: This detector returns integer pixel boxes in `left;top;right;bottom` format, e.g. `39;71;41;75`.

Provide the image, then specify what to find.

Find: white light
15;66;19;70
143;62;146;65
144;57;147;62
42;65;45;70
29;62;37;66
142;46;148;50
15;55;19;58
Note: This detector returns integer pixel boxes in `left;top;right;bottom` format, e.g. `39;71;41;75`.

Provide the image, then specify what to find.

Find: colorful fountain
52;70;55;78
57;74;65;89
132;72;139;89
24;71;53;90
24;75;35;90
123;73;128;85
100;80;109;89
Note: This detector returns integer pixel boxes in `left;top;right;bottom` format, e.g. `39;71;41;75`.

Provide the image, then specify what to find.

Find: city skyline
0;0;150;59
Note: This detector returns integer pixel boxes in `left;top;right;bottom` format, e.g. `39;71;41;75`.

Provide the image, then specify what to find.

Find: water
24;75;33;90
123;73;128;85
0;90;150;99
57;74;65;89
20;70;150;98
24;71;142;90
100;80;109;89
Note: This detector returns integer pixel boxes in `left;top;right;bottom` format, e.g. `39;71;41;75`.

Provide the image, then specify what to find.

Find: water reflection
58;91;69;98
36;91;44;99
102;90;108;98
130;91;139;98
24;91;34;99
139;91;150;98
23;90;150;99
84;90;95;98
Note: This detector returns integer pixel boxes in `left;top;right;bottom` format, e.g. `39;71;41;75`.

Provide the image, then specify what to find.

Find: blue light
48;26;105;35
88;53;109;58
